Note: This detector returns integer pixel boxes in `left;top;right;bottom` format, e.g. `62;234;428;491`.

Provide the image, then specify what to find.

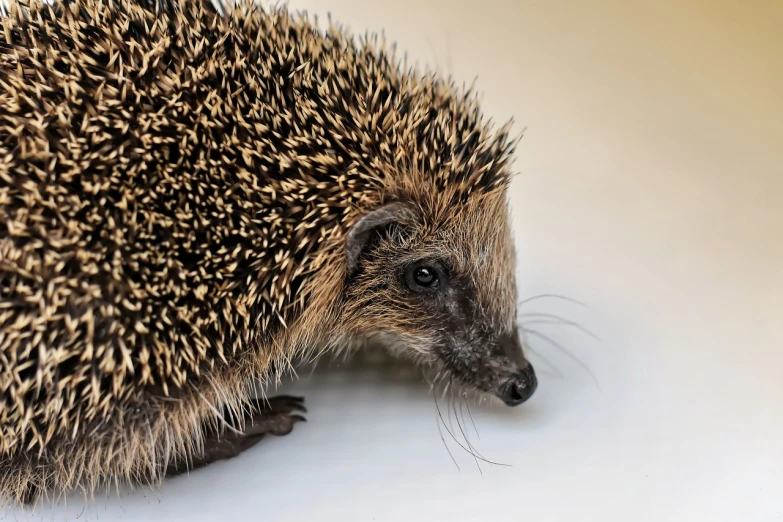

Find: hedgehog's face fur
341;187;537;407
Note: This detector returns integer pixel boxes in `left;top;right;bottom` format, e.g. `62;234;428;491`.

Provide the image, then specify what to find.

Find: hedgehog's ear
345;201;412;276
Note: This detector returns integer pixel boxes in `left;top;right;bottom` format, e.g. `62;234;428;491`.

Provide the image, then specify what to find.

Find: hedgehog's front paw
165;396;306;477
245;395;307;437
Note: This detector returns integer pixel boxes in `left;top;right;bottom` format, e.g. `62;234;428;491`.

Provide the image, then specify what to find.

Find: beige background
3;0;782;520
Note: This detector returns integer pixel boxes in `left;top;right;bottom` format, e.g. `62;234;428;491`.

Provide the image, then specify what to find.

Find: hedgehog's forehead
407;189;518;328
437;192;514;277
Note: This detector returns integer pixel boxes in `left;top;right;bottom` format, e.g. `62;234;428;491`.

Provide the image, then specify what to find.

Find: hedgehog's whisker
519;327;564;379
463;394;480;440
433;378;509;468
433;391;460;472
456;389;470;439
451;387;483;474
518;312;600;340
517;293;587;308
523;345;565;379
441;376;452;403
446;378;456;436
523;327;599;389
452;389;482;475
454;387;496;465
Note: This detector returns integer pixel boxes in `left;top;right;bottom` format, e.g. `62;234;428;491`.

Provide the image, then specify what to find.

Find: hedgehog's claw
248;395;307;415
243;395;307;437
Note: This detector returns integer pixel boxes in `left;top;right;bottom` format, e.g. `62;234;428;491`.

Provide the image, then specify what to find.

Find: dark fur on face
340;190;537;406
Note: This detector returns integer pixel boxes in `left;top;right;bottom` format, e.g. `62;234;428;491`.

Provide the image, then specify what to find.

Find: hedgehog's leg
166;396;306;477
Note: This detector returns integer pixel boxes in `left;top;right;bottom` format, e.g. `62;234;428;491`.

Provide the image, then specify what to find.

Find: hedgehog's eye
415;266;436;286
404;262;443;292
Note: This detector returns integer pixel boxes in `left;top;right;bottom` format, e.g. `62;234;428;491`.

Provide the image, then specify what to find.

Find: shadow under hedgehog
0;0;537;506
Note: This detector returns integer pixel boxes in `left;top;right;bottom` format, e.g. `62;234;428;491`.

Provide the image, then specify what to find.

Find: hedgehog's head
341;181;537;407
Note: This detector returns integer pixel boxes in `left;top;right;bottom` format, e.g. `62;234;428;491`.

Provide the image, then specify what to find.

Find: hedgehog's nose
500;364;537;406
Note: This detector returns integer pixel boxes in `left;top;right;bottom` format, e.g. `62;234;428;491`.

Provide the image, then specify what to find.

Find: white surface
4;0;783;520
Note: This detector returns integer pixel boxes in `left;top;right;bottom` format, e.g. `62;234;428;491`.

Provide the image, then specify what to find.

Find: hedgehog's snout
498;364;538;406
493;329;538;406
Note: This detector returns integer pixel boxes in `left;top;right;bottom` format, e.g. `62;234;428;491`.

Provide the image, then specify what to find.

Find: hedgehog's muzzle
492;330;538;406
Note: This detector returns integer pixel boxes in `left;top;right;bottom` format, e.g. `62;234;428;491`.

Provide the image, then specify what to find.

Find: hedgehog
0;0;538;507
